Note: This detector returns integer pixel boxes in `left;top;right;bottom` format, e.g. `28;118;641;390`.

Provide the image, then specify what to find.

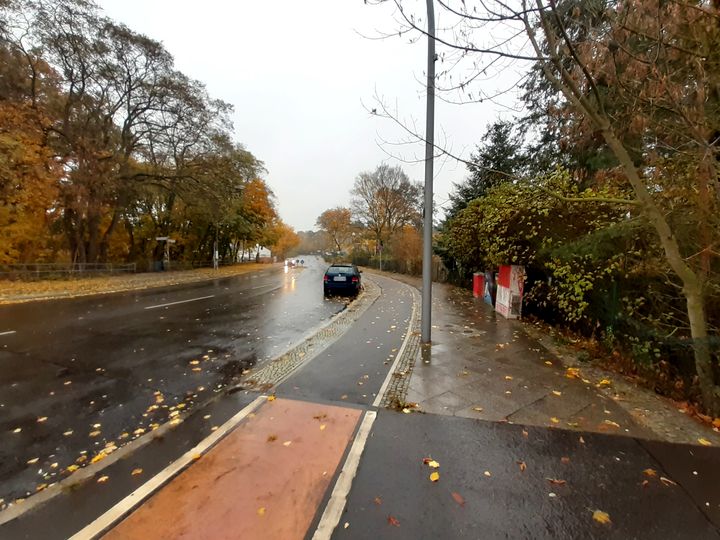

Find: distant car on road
323;264;361;297
285;259;295;267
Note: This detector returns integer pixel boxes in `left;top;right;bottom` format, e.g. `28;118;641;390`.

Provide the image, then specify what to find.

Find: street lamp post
421;0;436;345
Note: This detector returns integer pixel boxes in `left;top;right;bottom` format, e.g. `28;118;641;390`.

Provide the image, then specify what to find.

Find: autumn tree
351;163;422;250
316;207;352;252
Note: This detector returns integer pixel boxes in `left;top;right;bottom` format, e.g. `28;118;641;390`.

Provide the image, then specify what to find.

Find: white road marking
0;330;16;336
143;295;215;310
372;285;419;408
312;410;377;540
69;395;267;540
249;284;273;290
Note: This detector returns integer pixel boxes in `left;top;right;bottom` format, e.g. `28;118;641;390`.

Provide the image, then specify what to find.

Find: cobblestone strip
380;286;422;409
241;278;382;390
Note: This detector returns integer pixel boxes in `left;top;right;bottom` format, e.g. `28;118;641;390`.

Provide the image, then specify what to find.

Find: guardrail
0;263;137;280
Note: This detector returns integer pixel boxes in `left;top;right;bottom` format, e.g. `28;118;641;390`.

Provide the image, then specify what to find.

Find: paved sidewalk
368;269;720;446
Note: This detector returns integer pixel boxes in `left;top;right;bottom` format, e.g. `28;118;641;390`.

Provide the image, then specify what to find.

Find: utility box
495;265;525;319
472;272;484;298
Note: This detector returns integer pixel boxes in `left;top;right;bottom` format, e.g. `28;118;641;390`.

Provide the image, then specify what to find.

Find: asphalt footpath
0;273;718;539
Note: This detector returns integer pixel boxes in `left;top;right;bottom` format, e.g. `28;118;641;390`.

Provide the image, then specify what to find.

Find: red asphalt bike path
93;397;362;539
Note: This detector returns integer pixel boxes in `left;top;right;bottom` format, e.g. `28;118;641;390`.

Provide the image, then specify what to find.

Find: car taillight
351;276;359;283
324;275;329;282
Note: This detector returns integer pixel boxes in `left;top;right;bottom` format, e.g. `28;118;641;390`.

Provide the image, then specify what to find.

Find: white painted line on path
143;295;215;310
372;284;419;408
312;410;377;540
69;395;267;540
0;330;16;336
249;284;274;290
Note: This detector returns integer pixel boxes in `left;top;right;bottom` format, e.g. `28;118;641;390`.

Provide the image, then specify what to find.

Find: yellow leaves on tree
0;101;60;264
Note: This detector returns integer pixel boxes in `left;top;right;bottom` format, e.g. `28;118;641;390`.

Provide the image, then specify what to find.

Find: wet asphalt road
0;256;345;503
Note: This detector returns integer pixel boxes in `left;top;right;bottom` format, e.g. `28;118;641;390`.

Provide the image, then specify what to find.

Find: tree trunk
685;285;720;416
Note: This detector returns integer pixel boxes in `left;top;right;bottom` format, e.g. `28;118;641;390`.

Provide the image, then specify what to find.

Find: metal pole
421;0;436;344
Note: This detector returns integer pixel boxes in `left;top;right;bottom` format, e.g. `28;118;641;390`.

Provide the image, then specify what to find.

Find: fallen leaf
387;515;400;527
505;375;513;381
319;424;327;431
283;440;292;447
37;417;48;423
97;475;109;483
374;496;382;505
551;390;562;397
35;483;47;492
698;438;712;446
267;395;276;402
90;453;107;464
429;471;440;482
257;507;265;516
592;509;611;525
544;361;553;366
472;407;483;412
340;394;348;400
267;435;277;442
344;522;349;529
643;468;657;477
133;428;145;436
89;430;101;437
547;478;566;486
712;418;720;429
602;420;620;428
402;408;410;414
427;460;440;469
565;367;580;379
451;492;465;506
26;458;39;465
579;436;585;444
517;460;527;472
12;428;21;434
522;430;529;438
660;476;677;486
596;379;612;388
192;454;202;460
550;417;560;424
484;471;492;477
131;468;143;476
66;465;79;473
561;457;570;464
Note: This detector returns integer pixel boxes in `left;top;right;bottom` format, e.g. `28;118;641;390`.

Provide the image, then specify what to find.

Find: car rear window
328;266;354;274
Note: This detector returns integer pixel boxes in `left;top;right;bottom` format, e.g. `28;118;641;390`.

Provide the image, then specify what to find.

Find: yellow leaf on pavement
592;510;611;525
429;471;440;482
643;468;657;477
27;458;39;465
698;438;712;446
66;465;79;473
565;367;580;379
427;460;440;469
267;395;276;402
131;468;143;476
712;418;720;429
319;424;327;431
551;391;562;397
97;475;109;483
257;507;265;516
550;417;560;424
596;379;612;388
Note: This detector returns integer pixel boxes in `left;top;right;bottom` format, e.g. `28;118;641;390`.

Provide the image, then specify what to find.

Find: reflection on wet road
0;256;344;503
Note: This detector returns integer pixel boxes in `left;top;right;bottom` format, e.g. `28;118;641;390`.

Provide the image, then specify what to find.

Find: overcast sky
98;0;517;231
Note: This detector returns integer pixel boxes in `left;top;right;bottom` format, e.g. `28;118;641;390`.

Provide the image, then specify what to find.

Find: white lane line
0;330;16;336
372;285;419;408
69;395;267;540
312;410;377;540
249;284;273;290
143;295;215;310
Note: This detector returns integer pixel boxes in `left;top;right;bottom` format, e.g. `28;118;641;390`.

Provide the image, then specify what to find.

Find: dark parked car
323;264;362;297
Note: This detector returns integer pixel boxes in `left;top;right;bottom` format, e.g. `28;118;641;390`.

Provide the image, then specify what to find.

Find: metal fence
0;263;137;280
